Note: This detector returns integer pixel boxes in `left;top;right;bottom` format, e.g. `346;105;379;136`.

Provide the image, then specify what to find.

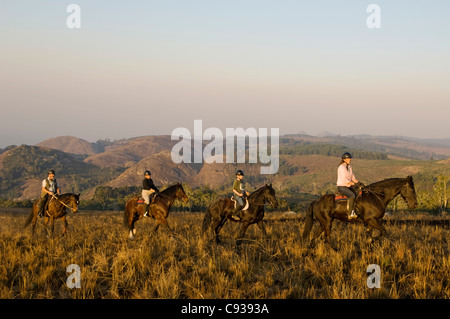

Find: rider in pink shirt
337;152;359;219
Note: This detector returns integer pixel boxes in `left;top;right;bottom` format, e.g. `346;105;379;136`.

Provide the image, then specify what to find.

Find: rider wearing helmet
37;169;60;217
337;152;359;220
142;170;159;217
231;170;250;220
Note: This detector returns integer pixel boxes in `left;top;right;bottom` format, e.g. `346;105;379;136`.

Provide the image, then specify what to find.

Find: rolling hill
36;136;96;156
0;134;449;205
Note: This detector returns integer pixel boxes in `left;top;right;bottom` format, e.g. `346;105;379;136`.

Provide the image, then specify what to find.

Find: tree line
280;141;388;160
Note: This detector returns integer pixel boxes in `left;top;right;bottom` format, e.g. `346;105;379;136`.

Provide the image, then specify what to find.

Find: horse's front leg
256;220;268;238
44;216;50;237
236;222;251;246
50;216;55;237
366;218;386;242
61;215;68;236
154;216;172;234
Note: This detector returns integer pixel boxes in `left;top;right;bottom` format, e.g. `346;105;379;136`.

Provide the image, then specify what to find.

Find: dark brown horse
24;193;80;237
202;184;278;245
124;183;189;240
302;176;418;250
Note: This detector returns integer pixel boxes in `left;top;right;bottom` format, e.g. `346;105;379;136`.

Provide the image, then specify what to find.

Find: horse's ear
77;193;80;198
407;176;412;181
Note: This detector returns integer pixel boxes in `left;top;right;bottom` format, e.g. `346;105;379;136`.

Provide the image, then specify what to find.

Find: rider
142;170;159;217
231;170;250;220
337;152;359;220
37;169;60;217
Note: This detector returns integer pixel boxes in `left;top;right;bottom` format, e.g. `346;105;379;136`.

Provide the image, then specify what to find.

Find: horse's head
175;183;189;203
400;176;418;209
68;193;80;214
263;183;278;208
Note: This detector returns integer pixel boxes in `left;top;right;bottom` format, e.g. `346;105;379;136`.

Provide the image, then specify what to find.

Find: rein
51;194;74;212
245;188;276;207
364;189;385;204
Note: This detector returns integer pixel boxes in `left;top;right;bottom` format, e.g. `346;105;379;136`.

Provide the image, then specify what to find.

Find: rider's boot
347;197;358;220
143;204;149;217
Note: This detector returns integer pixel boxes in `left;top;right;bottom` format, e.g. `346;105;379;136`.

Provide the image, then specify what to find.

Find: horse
24;193;80;237
302;176;418;251
202;184;278;245
124;183;189;240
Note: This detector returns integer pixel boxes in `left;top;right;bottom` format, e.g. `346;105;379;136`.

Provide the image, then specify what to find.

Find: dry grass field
0;208;448;299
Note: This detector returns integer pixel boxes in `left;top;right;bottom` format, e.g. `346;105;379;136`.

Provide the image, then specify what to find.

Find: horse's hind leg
212;218;226;244
309;224;324;248
31;214;38;235
129;218;137;240
324;221;337;251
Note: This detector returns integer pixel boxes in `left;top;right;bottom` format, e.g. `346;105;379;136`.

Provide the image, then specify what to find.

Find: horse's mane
248;184;271;198
365;178;407;191
57;193;77;199
160;183;181;195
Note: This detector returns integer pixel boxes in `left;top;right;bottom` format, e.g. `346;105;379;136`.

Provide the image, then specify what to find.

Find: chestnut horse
24;193;80;237
124;183;188;240
302;176;418;250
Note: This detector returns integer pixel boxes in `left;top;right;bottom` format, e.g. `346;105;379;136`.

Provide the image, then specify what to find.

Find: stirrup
230;215;241;221
348;210;358;220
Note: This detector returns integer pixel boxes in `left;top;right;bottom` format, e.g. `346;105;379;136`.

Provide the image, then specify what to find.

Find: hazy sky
1;0;449;147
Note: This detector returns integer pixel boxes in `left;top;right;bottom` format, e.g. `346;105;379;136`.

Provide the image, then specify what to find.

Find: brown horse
124;183;189;240
302;176;418;250
24;193;80;237
202;184;278;245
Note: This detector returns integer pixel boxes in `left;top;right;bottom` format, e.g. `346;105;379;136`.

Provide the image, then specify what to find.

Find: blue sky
0;1;449;147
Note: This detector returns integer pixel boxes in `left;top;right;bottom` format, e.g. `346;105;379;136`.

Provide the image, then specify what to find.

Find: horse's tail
201;206;212;234
302;200;315;241
23;206;34;229
123;198;133;229
123;209;129;228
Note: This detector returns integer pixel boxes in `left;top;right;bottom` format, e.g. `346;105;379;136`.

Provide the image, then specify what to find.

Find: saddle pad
334;194;348;201
231;196;249;211
335;190;362;201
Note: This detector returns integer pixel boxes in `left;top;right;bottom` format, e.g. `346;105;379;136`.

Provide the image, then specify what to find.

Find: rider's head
236;170;244;179
144;170;151;179
48;169;55;179
341;152;353;165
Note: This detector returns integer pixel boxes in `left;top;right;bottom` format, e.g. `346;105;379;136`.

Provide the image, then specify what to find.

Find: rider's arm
41;180;54;196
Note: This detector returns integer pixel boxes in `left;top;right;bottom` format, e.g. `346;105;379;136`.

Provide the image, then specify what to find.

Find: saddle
231;196;249;211
137;193;157;205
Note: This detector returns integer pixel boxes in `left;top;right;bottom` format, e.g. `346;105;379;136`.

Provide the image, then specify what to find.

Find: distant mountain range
1;134;449;201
